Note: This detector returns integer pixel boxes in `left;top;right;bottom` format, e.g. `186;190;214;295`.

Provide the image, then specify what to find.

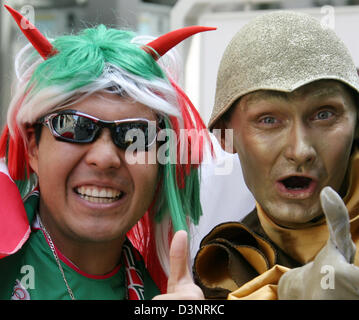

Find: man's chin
264;203;323;228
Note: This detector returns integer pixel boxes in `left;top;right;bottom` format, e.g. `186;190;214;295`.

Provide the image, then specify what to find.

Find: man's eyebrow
245;90;288;106
303;86;344;100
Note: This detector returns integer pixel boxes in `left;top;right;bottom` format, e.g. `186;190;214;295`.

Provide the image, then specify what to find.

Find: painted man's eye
260;116;277;124
315;110;334;120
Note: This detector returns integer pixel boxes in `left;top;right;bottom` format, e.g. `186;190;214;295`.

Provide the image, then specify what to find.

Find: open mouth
280;176;313;191
276;175;317;199
74;186;124;204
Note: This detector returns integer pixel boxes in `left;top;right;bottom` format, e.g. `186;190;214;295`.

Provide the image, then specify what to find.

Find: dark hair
34;123;43;145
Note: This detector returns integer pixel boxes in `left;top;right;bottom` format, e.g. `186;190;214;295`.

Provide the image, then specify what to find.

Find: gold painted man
193;11;359;299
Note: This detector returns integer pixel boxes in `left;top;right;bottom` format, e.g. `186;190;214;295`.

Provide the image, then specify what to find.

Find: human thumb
166;230;192;293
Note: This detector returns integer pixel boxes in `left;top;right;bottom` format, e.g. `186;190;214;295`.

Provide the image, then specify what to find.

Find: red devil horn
5;5;57;59
143;26;216;60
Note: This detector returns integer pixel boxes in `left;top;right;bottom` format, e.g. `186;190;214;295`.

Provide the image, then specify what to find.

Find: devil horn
5;5;57;59
143;26;216;60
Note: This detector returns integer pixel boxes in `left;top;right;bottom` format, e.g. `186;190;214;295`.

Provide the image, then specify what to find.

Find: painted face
28;92;159;244
226;80;358;227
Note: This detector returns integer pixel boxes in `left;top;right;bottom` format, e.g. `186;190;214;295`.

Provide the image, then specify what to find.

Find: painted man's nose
284;124;316;167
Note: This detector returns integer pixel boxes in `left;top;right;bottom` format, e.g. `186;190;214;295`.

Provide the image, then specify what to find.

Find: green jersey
0;191;160;300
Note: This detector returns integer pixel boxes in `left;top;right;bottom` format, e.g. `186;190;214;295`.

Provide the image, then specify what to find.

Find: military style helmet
209;11;359;129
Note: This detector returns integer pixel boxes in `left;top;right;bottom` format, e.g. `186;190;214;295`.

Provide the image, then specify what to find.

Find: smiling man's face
226;80;357;227
28;92;159;244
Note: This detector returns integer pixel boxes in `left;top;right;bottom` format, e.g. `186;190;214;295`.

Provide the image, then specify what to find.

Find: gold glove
278;186;359;299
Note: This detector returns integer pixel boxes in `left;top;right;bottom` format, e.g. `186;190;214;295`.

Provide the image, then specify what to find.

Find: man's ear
211;119;235;154
27;127;39;175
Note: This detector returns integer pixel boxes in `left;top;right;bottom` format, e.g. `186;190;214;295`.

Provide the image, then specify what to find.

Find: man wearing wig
193;11;359;299
0;5;214;300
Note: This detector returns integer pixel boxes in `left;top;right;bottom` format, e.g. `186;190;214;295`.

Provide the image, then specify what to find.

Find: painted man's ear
26;127;39;175
212;119;235;154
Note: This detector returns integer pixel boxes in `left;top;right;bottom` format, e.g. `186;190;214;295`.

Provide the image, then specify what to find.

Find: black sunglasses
38;109;159;151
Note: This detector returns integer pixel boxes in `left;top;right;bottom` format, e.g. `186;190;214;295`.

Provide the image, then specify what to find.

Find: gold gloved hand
278;186;359;299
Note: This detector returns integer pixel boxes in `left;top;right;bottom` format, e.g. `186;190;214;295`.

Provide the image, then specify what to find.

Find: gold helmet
209;11;359;129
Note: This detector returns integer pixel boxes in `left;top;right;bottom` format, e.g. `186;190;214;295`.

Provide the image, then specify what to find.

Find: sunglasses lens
114;121;154;150
51;114;97;142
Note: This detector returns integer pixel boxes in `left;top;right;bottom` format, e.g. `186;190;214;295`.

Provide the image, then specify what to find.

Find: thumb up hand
278;186;359;299
153;230;204;300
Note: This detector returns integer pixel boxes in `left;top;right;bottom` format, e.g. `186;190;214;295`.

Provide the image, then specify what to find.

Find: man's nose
84;129;122;170
284;122;316;168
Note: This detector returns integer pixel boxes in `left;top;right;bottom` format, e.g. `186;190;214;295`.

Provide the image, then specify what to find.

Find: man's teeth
76;186;122;203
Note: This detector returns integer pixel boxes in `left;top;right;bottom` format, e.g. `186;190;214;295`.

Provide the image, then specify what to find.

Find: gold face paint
227;80;357;228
